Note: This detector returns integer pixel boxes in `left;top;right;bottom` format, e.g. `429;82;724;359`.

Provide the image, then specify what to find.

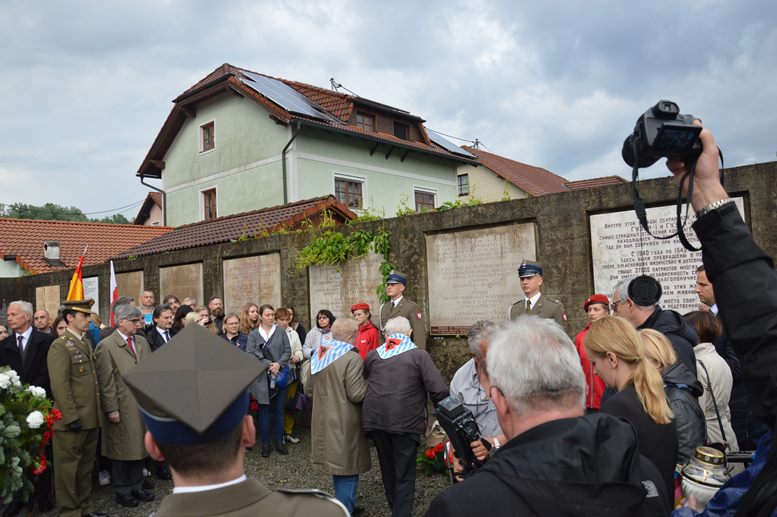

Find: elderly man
123;325;348;516
508;260;566;327
612;275;698;375
301;318;370;514
379;270;427;349
363;316;448;517
1;301;56;513
95;304;155;508
426;316;669;516
48;299;107;517
33;309;53;334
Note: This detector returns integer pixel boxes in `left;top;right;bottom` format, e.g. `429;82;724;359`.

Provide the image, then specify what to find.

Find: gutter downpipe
139;175;167;227
282;121;302;204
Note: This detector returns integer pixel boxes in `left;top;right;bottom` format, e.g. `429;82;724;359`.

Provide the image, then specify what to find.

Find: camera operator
448;320;506;474
664;123;777;515
426;316;669;516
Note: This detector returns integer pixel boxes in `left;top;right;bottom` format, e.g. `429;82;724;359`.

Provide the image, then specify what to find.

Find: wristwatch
696;198;734;218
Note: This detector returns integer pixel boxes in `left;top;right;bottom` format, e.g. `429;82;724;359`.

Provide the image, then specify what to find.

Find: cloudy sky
1;0;775;220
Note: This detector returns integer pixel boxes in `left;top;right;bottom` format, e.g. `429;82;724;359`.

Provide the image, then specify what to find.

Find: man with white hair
363;316;448;517
612;275;698;375
426;316;669;516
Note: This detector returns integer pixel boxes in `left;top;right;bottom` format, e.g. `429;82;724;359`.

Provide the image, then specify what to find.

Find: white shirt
391;296;404;307
15;326;33;352
258;325;276;342
524;292;542;309
173;474;247;494
156;326;171;342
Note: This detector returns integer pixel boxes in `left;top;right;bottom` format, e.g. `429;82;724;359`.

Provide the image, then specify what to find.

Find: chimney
44;241;60;260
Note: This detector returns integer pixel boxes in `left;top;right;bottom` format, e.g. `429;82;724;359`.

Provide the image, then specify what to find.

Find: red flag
109;260;119;326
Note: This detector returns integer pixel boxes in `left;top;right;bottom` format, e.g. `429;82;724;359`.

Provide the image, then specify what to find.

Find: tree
0;203;132;224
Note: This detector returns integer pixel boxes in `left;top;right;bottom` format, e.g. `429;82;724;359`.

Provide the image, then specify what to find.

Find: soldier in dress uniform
379;270;427;349
47;299;108;517
122;324;349;517
508;260;567;328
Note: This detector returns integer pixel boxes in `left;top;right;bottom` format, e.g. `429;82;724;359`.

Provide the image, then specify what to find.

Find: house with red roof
0;218;172;277
137;64;477;227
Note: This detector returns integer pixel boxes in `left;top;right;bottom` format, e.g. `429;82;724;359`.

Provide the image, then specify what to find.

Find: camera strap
631;139;724;252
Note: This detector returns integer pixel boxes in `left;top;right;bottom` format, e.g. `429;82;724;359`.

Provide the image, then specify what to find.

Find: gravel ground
28;424;451;516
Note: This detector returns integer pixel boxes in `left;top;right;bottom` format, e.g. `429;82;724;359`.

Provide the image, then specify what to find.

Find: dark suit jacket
0;327;56;397
143;326;170;352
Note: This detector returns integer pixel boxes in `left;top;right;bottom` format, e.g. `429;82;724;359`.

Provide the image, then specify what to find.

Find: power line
0;199;144;220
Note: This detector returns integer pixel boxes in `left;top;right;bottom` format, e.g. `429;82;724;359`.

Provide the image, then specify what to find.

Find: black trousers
369;430;419;517
111;459;144;496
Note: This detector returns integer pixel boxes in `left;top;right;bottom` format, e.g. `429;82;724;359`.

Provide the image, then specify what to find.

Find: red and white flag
109;260;119;326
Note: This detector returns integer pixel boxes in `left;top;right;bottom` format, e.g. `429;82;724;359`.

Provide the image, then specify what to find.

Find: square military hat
123;324;262;445
61;298;95;314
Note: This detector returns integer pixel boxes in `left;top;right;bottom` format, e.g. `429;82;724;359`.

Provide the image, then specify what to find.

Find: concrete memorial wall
425;223;536;334
83;277;99;314
222;253;282;314
160;263;203;306
308;252;383;325
116;271;144;304
589;198;745;314
35;285;60;316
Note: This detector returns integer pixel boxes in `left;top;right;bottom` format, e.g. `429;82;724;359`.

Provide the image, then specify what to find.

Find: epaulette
276;488;349;514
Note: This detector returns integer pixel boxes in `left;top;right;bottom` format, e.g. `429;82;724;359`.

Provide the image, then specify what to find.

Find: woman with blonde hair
640;328;706;464
585;315;677;501
240;302;260;335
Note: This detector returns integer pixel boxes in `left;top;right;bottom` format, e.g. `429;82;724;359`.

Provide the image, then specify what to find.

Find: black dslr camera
435;396;488;478
622;100;703;168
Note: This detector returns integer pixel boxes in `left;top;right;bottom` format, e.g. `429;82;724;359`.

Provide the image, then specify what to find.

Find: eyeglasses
128;318;142;324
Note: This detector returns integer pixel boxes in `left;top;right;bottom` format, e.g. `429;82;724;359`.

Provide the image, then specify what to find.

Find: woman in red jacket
575;294;609;411
351;302;380;360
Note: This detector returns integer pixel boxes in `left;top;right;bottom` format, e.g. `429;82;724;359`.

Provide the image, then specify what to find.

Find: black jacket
695;203;777;515
425;413;669;516
143;326;170;352
640;306;698;376
0;328;55;397
662;361;706;463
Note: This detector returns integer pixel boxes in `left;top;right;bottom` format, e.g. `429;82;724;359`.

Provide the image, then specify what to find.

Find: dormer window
393;121;409;140
356;112;375;132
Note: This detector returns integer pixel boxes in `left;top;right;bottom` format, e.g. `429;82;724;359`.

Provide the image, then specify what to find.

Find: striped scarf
376;333;417;359
310;339;353;374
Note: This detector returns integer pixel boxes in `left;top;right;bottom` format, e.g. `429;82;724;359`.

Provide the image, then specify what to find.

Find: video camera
622;99;702;168
435;396;490;478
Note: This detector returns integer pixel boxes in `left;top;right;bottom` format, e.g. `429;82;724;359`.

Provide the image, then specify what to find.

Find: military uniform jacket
95;330;151;461
47;328;101;431
153;477;348;517
380;297;427;349
509;294;566;328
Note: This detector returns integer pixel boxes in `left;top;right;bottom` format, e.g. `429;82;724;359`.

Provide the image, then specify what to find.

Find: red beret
584;294;609;312
351;302;370;313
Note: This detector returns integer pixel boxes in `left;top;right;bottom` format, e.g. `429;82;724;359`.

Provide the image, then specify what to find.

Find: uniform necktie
17;335;24;356
127;336;136;357
164;330;171;342
526;299;532;311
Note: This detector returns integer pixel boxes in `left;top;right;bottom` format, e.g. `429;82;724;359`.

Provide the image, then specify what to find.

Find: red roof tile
0;219;172;274
138;64;475;178
114;196;356;259
564;176;628;190
462;147;570;197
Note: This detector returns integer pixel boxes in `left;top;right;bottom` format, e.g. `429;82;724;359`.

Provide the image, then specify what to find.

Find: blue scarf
310;339;353;374
376;333;417;359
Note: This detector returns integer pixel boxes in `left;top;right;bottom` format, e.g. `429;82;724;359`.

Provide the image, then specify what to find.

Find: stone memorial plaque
308;252;383;325
160;263;203;306
83;277;99;315
35;285;61;317
222;254;282;314
426;223;537;334
116;271;144;303
590;198;745;314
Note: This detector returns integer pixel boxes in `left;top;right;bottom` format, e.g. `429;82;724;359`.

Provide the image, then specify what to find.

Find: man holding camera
426;316;669;516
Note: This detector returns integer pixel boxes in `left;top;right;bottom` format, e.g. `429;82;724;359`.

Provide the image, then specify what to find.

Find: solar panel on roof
240;71;334;122
426;130;476;158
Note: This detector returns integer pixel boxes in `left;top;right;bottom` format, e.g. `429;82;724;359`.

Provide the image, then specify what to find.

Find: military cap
61;298;95;314
628;275;662;306
123;324;262;446
518;260;543;278
386;270;408;285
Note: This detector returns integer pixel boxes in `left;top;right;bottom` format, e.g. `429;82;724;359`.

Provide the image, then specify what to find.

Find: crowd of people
1;122;776;516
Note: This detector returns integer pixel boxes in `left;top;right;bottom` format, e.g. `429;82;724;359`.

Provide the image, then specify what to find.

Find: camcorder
622;100;702;168
435;396;490;479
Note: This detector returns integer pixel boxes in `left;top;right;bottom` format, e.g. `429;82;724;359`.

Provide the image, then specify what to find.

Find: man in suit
123;324;349;517
509;260;567;328
379;271;427;349
48;299;107;517
143;303;174;352
95;304;155;508
1;300;56;514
